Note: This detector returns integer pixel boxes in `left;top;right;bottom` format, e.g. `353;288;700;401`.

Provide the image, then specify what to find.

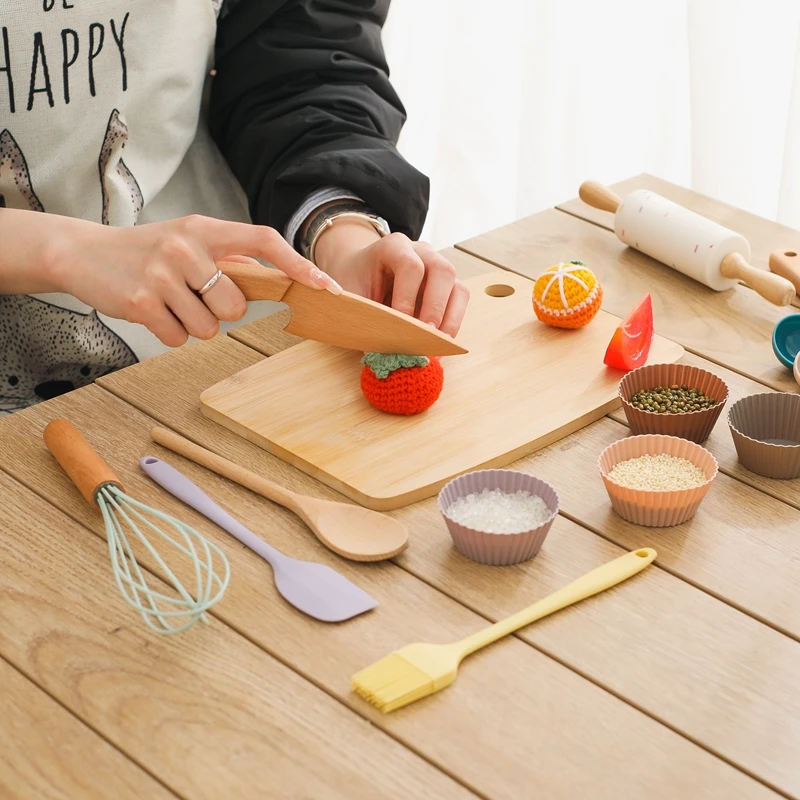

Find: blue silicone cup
772;314;800;369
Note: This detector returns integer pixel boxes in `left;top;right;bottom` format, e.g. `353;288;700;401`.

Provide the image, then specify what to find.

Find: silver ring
198;269;223;295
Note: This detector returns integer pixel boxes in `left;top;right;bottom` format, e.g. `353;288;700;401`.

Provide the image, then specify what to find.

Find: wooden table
2;175;799;800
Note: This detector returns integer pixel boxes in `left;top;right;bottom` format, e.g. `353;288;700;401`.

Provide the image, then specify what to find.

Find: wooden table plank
0;656;176;800
97;337;800;797
0;385;762;798
557;173;800;279
456;208;796;392
0;467;475;800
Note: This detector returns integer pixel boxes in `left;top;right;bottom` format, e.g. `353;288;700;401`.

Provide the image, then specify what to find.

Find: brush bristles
352;653;435;713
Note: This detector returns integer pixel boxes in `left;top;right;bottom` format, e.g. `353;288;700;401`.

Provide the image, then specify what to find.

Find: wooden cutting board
201;271;684;510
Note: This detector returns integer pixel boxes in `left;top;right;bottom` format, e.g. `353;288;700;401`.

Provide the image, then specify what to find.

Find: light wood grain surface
0;465;476;800
2;195;798;799
456;208;797;392
98;332;800;796
0;385;772;799
0;657;176;800
201;270;682;509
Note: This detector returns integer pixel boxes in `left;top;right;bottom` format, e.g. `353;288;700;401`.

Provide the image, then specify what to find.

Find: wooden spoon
150;427;408;561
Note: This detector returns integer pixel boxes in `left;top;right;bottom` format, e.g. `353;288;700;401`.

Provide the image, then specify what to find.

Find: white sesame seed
608;453;706;491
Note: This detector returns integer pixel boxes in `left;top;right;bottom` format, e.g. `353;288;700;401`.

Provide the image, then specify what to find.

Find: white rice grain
446;488;552;533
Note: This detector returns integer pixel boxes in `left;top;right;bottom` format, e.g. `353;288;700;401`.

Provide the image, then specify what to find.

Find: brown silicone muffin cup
598;434;718;527
438;469;559;566
618;363;729;443
727;393;800;479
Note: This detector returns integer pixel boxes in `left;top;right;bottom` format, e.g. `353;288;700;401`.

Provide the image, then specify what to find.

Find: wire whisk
44;419;230;634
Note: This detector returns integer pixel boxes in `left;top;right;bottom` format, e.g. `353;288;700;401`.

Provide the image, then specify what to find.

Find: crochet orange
360;353;444;415
532;260;603;329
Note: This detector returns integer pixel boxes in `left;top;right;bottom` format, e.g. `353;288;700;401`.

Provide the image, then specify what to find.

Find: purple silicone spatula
139;456;378;623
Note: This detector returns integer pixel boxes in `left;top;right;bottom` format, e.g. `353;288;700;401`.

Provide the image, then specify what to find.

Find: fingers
149;307;190;348
127;293;189;348
382;234;426;317
367;234;469;334
185;216;343;295
412;243;457;328
439;280;470;337
196;273;247;323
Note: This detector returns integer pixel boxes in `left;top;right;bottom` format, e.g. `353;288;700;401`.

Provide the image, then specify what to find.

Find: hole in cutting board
485;284;515;297
785;251;797;257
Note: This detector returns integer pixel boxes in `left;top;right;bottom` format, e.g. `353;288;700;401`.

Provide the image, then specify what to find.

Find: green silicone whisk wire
97;486;230;634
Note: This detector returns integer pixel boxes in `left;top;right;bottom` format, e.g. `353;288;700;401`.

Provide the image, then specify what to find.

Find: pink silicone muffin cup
618;362;729;443
598;434;718;527
438;469;559;566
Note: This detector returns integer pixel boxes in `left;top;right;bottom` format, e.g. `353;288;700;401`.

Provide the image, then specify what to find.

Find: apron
0;0;255;414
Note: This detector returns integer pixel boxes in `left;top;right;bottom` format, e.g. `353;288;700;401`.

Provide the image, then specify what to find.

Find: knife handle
217;261;293;302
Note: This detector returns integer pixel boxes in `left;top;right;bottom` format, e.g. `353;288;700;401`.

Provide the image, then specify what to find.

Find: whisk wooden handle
43;418;123;506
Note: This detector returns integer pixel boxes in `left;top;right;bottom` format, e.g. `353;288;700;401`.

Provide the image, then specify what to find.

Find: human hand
312;219;470;338
51;214;341;347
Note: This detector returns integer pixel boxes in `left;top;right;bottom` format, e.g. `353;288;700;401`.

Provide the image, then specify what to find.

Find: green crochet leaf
362;352;430;379
567;259;587;266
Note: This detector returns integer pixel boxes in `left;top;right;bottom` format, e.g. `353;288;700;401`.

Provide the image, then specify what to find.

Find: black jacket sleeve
209;0;430;240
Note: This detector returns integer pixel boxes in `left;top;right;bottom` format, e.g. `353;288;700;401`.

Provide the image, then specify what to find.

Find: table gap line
0;650;185;800
89;388;796;795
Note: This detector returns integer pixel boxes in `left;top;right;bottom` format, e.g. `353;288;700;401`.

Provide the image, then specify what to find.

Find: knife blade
217;261;468;357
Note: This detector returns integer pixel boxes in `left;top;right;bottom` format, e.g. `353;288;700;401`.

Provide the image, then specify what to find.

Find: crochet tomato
603;293;654;371
360;353;444;415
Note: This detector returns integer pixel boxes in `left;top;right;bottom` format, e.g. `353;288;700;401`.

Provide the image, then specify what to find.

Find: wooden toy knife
218;261;468;357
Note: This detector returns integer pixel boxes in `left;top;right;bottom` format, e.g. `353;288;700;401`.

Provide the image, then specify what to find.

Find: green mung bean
630;385;718;414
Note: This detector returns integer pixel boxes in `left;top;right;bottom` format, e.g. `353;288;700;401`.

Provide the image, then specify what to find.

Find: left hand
312;219;470;338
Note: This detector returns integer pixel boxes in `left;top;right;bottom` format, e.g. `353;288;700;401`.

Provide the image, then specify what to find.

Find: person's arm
0;206;341;346
209;0;469;335
210;0;427;239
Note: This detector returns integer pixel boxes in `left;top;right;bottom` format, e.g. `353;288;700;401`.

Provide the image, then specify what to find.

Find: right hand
47;213;342;347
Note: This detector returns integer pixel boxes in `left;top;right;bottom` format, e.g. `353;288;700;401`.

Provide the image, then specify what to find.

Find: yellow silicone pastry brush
352;547;656;713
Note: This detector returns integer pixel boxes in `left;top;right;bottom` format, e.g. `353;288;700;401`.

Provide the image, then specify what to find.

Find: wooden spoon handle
720;253;795;306
150;427;301;513
768;249;800;295
216;261;293;302
43;418;123;506
578;181;623;214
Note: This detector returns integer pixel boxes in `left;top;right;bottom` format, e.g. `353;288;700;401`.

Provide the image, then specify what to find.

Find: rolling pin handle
578;181;623;214
720;253;795;307
768;249;800;296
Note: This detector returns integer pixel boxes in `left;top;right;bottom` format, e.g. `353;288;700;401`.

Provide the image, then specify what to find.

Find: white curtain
383;0;800;249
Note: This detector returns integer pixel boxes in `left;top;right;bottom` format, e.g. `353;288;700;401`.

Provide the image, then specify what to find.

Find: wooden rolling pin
579;181;795;307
